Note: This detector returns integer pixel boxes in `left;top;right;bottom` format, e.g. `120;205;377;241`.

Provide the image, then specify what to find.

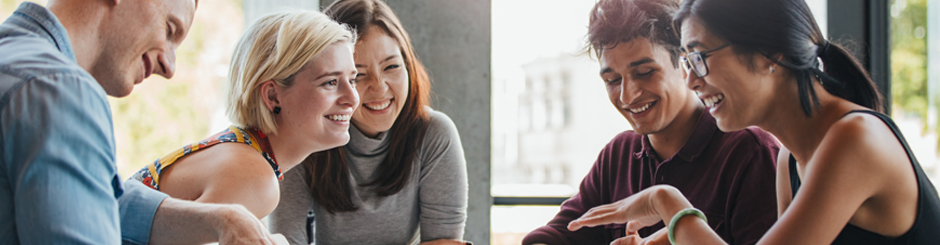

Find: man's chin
103;84;135;98
631;124;660;135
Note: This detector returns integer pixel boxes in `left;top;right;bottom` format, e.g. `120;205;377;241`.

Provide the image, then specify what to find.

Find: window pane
891;0;940;185
491;0;628;244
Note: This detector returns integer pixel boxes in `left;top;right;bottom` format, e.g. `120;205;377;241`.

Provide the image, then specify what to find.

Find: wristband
668;207;707;244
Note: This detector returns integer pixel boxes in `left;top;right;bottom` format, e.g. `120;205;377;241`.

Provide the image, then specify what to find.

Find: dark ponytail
814;42;884;113
675;0;883;116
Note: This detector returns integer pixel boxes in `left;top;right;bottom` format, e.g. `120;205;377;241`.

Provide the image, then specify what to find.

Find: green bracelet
668;207;707;245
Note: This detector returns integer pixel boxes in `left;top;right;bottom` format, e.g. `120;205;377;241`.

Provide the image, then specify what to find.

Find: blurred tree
1;0;19;17
890;0;928;128
110;0;244;177
0;0;245;177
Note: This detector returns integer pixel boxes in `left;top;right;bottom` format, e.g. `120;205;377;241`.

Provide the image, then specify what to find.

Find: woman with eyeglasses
568;0;940;244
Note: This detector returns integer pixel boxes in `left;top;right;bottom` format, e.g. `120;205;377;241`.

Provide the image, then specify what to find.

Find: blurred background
2;0;938;244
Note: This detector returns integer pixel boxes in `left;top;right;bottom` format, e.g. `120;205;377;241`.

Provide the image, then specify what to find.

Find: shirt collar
634;110;718;162
7;2;76;62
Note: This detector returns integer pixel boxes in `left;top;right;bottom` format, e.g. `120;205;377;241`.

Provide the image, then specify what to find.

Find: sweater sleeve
522;141;616;245
269;164;314;245
416;111;469;241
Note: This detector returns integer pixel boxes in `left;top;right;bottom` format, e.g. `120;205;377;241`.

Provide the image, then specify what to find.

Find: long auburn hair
302;0;432;213
674;0;883;116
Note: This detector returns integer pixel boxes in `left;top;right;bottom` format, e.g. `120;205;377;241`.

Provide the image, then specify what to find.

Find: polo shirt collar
634;110;718;162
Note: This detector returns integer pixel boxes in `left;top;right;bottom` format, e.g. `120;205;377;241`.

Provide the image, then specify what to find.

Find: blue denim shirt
0;3;168;244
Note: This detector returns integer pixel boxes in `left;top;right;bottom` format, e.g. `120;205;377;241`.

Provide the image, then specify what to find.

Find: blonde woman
129;10;359;220
269;0;469;244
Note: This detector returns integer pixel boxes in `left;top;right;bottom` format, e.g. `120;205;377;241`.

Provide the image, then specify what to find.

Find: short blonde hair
226;10;356;134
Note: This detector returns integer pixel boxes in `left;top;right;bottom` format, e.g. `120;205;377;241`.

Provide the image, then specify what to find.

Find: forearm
149;197;279;245
148;197;227;244
651;186;726;245
671;215;726;245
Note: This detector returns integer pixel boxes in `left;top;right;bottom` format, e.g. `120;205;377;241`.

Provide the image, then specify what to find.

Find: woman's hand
568;185;726;245
568;185;679;232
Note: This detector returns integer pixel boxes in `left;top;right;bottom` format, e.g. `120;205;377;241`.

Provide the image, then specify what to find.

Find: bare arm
161;143;282;219
758;114;915;244
194;161;280;219
148;144;284;244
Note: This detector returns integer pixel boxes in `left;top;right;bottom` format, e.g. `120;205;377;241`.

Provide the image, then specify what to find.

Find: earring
769;66;775;74
273;106;281;114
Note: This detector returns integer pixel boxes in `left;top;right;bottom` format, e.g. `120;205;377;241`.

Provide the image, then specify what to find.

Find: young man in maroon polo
523;0;778;244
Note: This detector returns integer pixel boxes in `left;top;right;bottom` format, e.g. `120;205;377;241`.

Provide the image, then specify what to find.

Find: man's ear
259;80;280;112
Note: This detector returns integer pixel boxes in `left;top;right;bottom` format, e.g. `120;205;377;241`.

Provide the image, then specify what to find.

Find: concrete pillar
376;1;492;244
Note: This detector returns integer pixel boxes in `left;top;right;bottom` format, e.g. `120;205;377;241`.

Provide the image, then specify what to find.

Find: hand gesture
568;185;678;232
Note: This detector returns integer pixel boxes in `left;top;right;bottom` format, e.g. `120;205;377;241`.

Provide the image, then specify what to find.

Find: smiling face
681;18;777;131
599;38;692;135
350;25;409;137
93;0;195;97
275;42;360;152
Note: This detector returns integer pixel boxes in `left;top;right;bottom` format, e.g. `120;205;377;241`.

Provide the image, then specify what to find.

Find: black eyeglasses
680;43;730;77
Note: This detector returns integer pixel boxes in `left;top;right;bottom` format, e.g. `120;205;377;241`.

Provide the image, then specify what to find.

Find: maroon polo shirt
523;111;779;245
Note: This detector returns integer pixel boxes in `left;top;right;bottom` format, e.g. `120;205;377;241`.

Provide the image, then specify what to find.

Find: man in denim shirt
0;1;279;244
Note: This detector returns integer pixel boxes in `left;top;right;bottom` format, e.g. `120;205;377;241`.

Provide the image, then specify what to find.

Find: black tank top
788;110;940;244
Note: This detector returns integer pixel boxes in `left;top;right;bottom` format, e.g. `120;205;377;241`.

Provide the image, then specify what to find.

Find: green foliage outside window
1;0;244;177
890;0;929;131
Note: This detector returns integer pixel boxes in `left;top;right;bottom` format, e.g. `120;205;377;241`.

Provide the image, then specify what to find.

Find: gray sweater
269;110;468;245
